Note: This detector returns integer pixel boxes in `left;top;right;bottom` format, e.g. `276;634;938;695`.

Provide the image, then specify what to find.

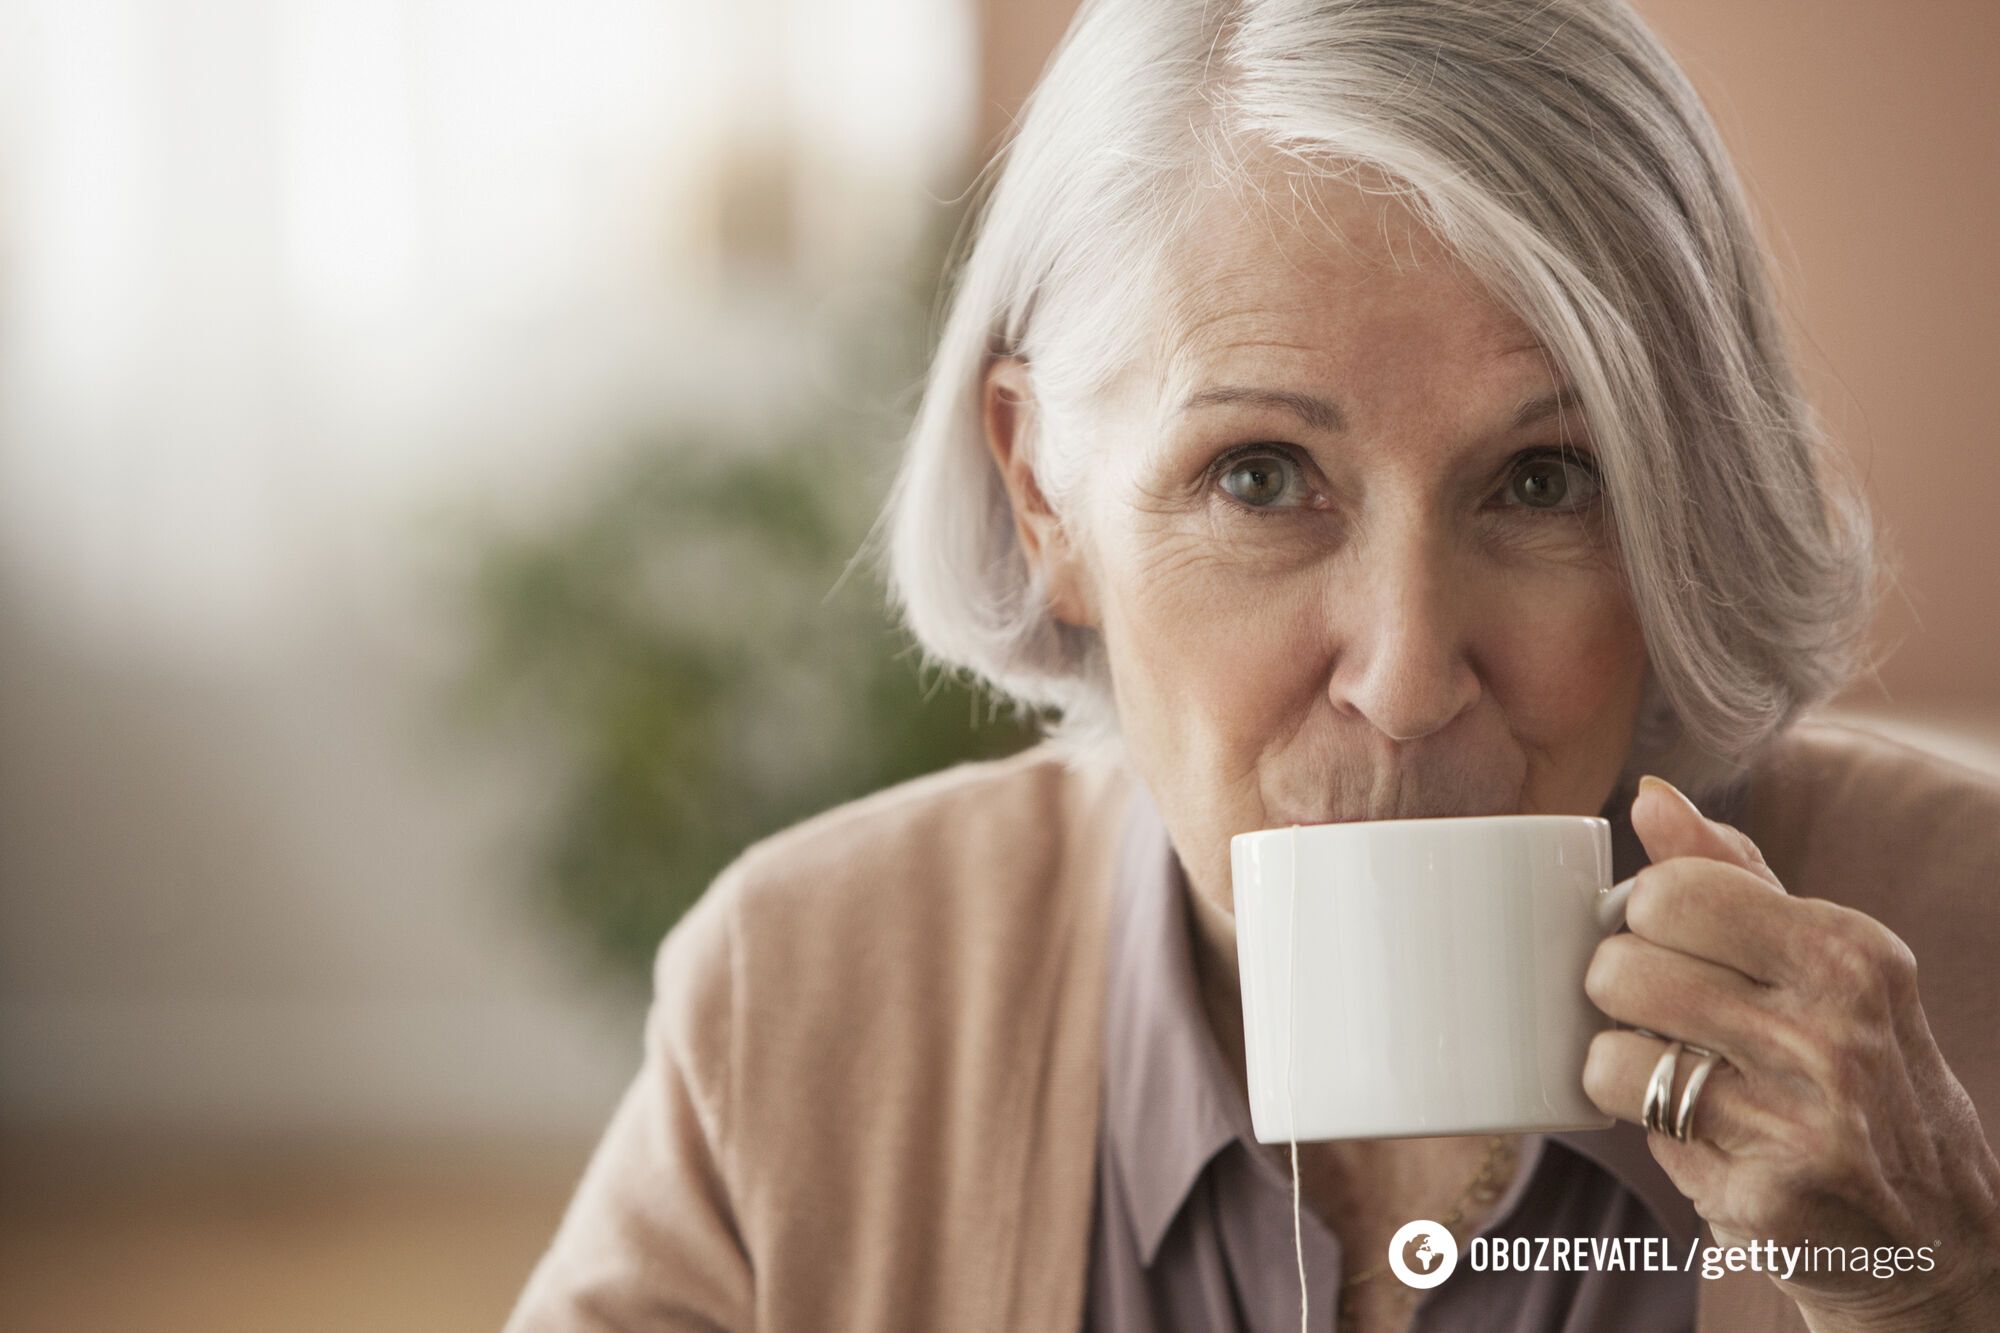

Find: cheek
1484;570;1648;741
1092;524;1330;760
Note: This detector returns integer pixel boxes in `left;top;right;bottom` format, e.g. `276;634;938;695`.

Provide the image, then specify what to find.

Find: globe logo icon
1386;1219;1459;1288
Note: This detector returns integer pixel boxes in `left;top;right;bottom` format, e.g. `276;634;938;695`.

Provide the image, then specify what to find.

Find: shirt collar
1104;781;1254;1265
1103;783;1712;1266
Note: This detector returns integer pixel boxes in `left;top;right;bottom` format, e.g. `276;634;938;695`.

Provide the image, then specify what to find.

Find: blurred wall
975;0;2000;713
0;0;973;1147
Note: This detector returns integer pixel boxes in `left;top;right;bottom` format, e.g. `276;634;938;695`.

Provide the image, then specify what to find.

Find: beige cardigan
506;719;2000;1331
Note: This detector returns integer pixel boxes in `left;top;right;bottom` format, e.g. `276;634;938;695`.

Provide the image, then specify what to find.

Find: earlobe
979;356;1097;630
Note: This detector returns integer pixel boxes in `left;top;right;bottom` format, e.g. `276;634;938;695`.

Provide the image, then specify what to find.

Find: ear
979;356;1098;628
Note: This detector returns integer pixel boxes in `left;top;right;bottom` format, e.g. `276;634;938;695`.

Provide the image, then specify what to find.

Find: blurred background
1;1;1994;1329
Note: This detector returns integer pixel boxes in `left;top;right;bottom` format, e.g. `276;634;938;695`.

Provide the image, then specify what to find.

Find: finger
1584;930;1798;1069
1582;1028;1765;1153
1623;856;1806;989
1632;775;1785;894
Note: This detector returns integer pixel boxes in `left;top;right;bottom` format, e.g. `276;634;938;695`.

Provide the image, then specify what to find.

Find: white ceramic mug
1230;814;1631;1143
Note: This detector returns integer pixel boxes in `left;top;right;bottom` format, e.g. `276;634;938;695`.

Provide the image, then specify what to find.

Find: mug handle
1595;875;1640;934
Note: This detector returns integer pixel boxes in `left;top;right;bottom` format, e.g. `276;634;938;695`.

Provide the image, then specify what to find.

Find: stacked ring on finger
1672;1047;1724;1142
1642;1040;1682;1135
1638;1037;1728;1143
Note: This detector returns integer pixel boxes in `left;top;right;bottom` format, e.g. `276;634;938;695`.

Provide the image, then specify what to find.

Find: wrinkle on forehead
1127;164;1549;416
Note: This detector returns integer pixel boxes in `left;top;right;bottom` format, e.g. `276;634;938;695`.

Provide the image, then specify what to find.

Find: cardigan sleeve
504;866;754;1332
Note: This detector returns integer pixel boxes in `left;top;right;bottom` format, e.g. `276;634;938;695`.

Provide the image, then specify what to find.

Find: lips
1270;800;1521;826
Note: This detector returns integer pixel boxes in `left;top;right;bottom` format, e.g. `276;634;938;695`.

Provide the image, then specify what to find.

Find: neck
1182;869;1252;1101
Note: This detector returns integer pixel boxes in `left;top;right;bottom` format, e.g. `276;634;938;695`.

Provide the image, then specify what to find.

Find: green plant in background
449;422;1038;987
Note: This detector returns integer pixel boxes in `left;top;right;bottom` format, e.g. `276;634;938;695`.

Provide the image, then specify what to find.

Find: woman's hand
1582;775;2000;1332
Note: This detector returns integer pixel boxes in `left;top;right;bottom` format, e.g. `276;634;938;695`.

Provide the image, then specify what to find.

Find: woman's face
988;175;1649;912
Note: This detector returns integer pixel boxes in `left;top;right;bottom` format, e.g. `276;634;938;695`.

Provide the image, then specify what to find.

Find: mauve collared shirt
1084;784;1713;1332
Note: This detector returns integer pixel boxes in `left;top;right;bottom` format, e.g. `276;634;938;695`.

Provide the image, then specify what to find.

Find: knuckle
1806;919;1873;990
1868;923;1920;996
1808;906;1918;1011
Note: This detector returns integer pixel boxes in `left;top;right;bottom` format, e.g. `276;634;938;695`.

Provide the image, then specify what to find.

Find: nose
1326;520;1483;744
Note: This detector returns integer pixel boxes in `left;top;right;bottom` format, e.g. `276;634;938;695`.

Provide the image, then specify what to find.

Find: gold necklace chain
1338;1134;1520;1292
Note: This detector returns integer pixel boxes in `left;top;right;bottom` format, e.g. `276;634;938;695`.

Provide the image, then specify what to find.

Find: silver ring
1642;1040;1682;1135
1671;1046;1723;1143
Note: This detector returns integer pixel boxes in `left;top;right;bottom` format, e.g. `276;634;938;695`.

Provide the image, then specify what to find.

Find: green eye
1507;452;1602;511
1220;454;1298;507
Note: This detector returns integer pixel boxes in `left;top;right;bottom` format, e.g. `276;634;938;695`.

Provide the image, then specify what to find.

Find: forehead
1138;169;1549;406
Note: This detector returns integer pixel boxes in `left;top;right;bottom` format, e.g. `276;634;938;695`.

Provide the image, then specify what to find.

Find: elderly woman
507;1;2000;1330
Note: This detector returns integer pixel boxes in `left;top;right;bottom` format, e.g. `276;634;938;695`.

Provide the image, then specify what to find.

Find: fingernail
1637;774;1696;814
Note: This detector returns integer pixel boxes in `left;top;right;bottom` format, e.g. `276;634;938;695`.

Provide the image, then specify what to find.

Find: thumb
1631;774;1785;892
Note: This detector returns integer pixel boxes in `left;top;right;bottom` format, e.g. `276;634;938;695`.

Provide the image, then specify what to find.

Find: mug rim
1230;812;1609;847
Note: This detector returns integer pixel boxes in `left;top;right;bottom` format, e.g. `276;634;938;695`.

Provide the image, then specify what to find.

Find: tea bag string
1285;840;1307;1333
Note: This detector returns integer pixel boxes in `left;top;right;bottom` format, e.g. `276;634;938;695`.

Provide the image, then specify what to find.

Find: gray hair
877;0;1880;801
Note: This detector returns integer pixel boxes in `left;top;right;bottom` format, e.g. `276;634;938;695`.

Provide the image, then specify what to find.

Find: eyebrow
1510;384;1586;430
1177;386;1345;434
1176;382;1586;435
